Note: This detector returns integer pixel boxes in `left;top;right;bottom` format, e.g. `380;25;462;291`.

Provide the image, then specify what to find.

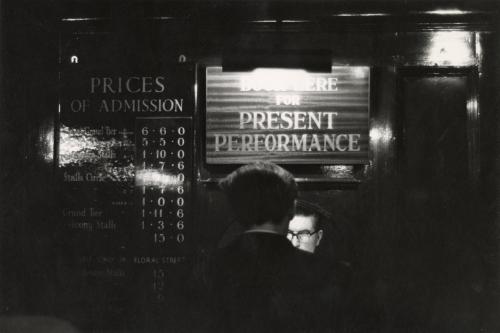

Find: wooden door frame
396;66;480;185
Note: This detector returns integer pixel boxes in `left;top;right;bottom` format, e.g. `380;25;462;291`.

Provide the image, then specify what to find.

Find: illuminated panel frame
205;66;370;164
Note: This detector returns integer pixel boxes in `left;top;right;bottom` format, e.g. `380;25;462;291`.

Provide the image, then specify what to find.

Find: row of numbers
136;118;191;248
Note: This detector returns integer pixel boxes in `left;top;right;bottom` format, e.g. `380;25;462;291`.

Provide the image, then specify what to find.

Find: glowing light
150;16;175;20
43;126;54;163
245;68;310;91
336;13;389;17
427;32;472;65
251;20;310;23
239;68;342;94
467;97;478;113
426;9;471;16
135;169;183;189
370;126;392;143
354;67;367;79
251;20;277;23
475;33;482;62
61;17;106;21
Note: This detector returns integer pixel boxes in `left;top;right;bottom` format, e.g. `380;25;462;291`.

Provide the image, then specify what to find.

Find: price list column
135;117;192;254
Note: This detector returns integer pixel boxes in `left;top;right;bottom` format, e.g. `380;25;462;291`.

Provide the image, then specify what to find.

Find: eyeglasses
287;230;318;242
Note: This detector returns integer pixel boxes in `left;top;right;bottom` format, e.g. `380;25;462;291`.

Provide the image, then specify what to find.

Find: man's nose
291;236;300;247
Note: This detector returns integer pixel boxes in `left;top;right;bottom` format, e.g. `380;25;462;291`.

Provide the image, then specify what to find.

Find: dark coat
210;232;319;333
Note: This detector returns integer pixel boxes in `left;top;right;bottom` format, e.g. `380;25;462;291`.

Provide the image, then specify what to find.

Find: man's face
287;214;323;253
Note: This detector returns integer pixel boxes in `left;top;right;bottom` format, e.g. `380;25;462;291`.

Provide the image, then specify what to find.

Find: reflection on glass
370;126;392;144
59;125;135;182
59;125;132;165
467;97;478;114
475;34;482;63
320;165;353;178
42;123;54;163
135;169;183;190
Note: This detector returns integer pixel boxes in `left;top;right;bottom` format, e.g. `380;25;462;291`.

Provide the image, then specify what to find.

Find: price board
57;65;195;329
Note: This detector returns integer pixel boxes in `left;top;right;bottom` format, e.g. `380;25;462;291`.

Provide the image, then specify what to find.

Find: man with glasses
287;200;325;254
287;200;355;331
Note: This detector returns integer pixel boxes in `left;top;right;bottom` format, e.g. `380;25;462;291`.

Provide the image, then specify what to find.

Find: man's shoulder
219;232;292;252
215;232;307;269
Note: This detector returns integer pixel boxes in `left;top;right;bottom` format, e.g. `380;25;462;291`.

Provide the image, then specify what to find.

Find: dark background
1;0;499;332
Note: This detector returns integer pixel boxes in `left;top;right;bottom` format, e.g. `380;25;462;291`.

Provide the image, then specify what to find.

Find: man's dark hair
294;200;329;231
219;162;297;227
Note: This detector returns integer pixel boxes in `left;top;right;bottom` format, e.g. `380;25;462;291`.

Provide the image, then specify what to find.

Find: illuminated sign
206;66;370;164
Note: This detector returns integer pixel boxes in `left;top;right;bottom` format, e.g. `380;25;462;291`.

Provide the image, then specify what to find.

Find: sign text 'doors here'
206;66;370;164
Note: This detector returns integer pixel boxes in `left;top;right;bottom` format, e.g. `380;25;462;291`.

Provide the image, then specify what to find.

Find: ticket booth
1;1;499;332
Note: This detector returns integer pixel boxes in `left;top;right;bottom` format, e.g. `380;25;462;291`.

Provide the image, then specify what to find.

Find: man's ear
316;230;323;246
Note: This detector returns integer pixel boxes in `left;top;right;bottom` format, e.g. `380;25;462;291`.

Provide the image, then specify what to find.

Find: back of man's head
219;162;297;228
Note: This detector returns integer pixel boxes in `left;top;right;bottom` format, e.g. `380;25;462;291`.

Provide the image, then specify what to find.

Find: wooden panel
395;73;480;331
